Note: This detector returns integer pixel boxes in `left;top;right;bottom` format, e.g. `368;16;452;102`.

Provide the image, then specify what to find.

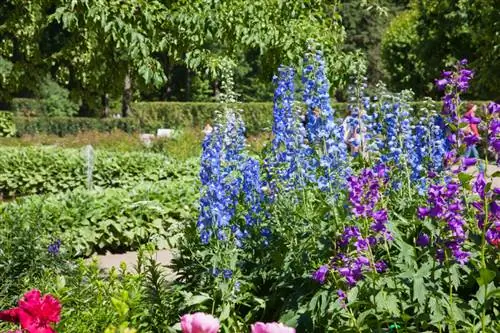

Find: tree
0;0;51;102
51;0;170;116
381;0;500;100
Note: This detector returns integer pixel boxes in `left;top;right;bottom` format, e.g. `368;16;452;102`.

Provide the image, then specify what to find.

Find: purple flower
375;261;388;273
487;102;500;115
473;172;486;199
462;157;477;168
435;79;449;91
48;239;61;255
464;134;480;147
417;207;430;219
354;237;369;251
223;269;233;279
416;233;430;247
312;265;329;284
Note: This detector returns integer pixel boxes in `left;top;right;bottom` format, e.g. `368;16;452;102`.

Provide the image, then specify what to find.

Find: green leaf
477;268;496;286
458;172;473;187
186;294;211;306
413;277;427;305
219;303;231;321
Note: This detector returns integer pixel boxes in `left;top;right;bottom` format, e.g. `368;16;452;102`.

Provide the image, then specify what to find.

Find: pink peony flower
0;289;61;333
251;322;296;333
180;312;220;333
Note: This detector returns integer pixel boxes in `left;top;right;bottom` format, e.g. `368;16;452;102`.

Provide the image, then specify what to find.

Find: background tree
381;0;500;100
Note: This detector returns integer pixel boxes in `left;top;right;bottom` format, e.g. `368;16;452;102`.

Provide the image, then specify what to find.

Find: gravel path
92;249;174;274
465;164;500;187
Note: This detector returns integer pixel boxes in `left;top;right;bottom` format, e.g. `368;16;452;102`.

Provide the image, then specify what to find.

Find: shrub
38;77;79;117
0;111;15;137
6;100;494;138
0;147;198;198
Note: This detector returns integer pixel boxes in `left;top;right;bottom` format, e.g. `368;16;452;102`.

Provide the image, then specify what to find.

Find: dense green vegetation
1;0;496;117
0;179;197;256
0;147;197;198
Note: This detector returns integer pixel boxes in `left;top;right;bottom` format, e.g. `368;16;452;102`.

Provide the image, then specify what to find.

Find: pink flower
180;313;220;333
251;322;296;333
0;289;61;333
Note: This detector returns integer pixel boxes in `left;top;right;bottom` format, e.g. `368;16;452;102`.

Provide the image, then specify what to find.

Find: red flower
0;308;19;322
0;289;61;333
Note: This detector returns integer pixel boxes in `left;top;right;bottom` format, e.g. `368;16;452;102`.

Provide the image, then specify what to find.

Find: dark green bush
13;116;141;136
38;77;79;117
0;147;198;198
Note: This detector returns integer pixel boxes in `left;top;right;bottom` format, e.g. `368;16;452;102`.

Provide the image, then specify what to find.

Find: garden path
93;249;175;276
466;164;500;187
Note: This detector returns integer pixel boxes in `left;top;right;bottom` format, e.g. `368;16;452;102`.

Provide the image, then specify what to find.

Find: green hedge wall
5;100;495;137
13;116;141;137
132;101;349;134
0;146;198;198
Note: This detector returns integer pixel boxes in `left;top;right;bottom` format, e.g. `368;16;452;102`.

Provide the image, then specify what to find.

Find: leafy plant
0;146;198;198
0;111;15;137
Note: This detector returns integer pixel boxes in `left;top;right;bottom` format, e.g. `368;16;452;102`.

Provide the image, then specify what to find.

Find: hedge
13;116;141;137
5;100;496;137
0;146;198;198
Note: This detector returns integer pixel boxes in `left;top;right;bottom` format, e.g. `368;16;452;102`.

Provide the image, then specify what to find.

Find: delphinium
435;59;474;122
302;48;348;192
487;102;500;166
468;165;500;331
344;76;370;156
198;69;267;250
312;165;392;305
268;66;316;190
417;181;470;265
435;60;475;171
407;119;429;193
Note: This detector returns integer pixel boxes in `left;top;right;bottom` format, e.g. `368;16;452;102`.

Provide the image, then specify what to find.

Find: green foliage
8;100;493;137
11;98;43;116
37;76;79;117
0;147;198;198
13;116;141;136
381;10;426;95
132;102;277;135
0;111;15;136
382;0;500;100
0;179;198;256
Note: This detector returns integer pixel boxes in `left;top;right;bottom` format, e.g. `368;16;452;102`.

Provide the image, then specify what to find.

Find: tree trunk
102;93;110;118
212;80;220;99
122;71;132;117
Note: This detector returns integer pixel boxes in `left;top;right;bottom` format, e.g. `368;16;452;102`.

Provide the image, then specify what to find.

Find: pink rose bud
251;322;296;333
181;312;220;333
